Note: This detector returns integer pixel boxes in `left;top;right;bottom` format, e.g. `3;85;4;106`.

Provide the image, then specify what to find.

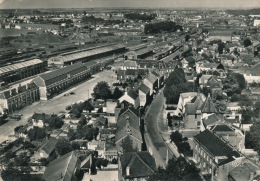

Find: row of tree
170;131;192;156
124;13;157;21
144;21;183;34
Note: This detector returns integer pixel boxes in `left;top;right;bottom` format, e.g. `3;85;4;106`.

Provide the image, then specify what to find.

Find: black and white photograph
0;0;260;180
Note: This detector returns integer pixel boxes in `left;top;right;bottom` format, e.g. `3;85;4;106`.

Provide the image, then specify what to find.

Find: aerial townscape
1;0;260;181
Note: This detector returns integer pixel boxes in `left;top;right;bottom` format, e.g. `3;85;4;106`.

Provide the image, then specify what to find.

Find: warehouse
0;59;47;85
48;44;126;67
124;47;153;60
33;61;99;100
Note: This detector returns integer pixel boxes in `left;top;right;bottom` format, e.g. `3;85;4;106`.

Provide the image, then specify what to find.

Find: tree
121;136;137;153
27;127;46;141
149;157;199;181
238;95;253;107
83;101;94;112
243;39;252;47
113;87;124;99
55;138;73;156
46;115;64;129
247;122;260;155
238;108;254;124
92;81;112;99
254;101;260;118
1;166;21;181
170;131;183;145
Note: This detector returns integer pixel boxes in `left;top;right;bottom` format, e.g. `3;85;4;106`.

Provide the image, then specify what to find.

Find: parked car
69;92;75;95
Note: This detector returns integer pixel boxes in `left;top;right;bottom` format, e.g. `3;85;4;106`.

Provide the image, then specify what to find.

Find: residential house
117;107;140;131
226;102;241;112
183;93;206;129
31;112;51;128
118;151;156;181
200;75;223;99
87;140;108;157
228;158;260;181
117;69;148;82
42;151;80;181
143;73;158;96
196;62;225;76
193;129;244;181
209;124;245;152
30;138;58;162
181;56;196;69
176;92;204;116
121;60;138;70
103;99;118;114
119;89;139;109
92;116;108;129
115;123;143;152
138;83;151;107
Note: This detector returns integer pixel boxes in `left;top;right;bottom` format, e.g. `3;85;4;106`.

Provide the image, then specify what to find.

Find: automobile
64;93;69;96
69;92;75;95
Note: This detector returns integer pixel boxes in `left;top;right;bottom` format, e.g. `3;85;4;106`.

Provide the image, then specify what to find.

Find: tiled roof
185;94;205;115
39;138;58;155
206;76;222;88
145;74;157;84
203;114;221;127
139;83;150;94
201;95;217;113
0;59;43;75
120;151;156;179
211;124;234;132
115;125;142;143
127;89;138;100
123;60;138;67
42;151;79;181
229;159;260;181
194;130;241;164
118;107;140;130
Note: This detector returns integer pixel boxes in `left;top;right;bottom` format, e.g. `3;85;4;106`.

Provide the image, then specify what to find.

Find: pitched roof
39;138;58;155
0;59;44;75
120;152;156;179
139;83;150;94
211;124;234;132
185;94;205;115
203;114;221;127
194;130;241;165
42;151;79;181
36;63;88;86
201;95;217;113
127;89;138;100
206;76;222;88
118;108;140;130
229;159;260;181
115;125;142;144
145;74;158;84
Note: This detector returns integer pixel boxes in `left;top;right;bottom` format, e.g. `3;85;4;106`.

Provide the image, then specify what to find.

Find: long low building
0;59;47;86
48;44;126;67
33;61;100;100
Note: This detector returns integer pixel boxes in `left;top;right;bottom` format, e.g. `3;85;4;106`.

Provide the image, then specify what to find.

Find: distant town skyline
0;0;260;9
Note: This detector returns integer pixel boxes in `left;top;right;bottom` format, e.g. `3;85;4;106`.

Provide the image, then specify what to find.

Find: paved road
144;92;177;168
0;70;117;143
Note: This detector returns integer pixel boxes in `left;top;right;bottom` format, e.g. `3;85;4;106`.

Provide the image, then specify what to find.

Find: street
0;70;117;144
144;92;180;168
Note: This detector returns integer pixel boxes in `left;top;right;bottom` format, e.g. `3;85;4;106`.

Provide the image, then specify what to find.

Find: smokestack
126;167;130;176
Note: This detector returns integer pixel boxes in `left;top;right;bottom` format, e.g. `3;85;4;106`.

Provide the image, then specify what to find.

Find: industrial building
48;44;126;67
33;61;100;100
0;59;47;86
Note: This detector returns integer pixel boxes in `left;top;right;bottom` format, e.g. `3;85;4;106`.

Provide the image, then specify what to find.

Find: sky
0;0;260;9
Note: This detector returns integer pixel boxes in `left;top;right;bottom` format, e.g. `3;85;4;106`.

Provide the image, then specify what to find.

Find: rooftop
42;151;79;181
0;59;44;75
120;151;156;179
